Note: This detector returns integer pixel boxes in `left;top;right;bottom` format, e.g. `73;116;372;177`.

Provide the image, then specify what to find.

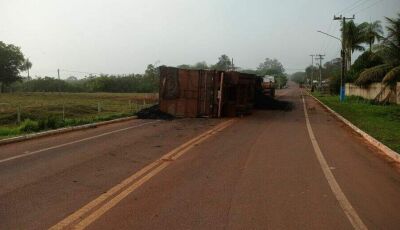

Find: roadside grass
0;92;158;139
312;92;400;153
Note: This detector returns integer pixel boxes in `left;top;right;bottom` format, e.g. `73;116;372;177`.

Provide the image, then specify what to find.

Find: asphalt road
1;83;399;230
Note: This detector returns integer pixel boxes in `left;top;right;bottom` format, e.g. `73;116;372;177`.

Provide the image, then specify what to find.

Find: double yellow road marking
50;118;236;230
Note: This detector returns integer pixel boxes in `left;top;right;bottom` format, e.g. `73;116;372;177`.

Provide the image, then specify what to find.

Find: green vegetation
176;55;289;88
347;51;384;82
355;14;400;88
313;92;400;153
342;20;370;70
177;55;232;71
0;92;157;139
305;13;400;96
240;58;288;88
0;41;159;93
5;64;159;93
0;41;29;92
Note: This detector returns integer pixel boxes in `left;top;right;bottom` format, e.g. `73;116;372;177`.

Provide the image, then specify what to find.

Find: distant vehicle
262;75;275;97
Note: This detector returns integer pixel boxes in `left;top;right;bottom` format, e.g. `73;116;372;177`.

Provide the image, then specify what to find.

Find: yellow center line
302;95;367;230
50;118;236;230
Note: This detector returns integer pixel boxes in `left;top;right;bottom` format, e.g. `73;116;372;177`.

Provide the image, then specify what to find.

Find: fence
0;98;157;126
345;82;400;104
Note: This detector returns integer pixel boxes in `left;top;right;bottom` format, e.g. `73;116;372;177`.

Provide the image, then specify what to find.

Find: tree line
177;55;288;89
1;41;288;93
9;64;159;93
293;13;400;94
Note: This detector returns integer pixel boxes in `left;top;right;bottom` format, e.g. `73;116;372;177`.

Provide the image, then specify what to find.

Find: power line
354;0;384;15
285;68;306;70
337;0;370;14
59;69;104;76
324;0;369;57
59;69;139;77
343;0;374;14
336;0;363;14
322;20;334;53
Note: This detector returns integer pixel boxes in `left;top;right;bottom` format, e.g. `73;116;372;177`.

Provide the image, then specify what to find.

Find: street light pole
317;27;346;102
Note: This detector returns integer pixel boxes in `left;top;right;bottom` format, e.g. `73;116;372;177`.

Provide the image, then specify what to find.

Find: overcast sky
1;0;399;78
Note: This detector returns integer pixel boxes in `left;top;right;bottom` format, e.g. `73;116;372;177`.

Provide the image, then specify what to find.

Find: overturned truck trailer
159;66;258;118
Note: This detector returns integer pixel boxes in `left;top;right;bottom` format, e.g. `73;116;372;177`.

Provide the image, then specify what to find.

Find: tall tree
213;54;232;71
0;41;26;92
342;20;368;70
176;64;192;69
193;61;208;69
365;20;383;51
144;64;159;91
22;58;33;79
382;13;400;65
257;58;285;75
355;13;400;87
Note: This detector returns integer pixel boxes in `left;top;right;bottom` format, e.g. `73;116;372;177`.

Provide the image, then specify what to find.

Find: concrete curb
0;116;137;146
306;92;400;163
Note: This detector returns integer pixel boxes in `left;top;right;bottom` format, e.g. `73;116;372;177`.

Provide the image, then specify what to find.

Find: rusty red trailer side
159;66;259;118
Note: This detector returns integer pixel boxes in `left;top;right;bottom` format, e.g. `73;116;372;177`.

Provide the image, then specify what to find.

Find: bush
348;51;384;83
18;119;39;132
328;72;341;95
38;116;65;130
0;127;20;136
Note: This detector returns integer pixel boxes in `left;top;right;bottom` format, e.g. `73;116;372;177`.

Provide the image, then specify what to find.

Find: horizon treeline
7;64;159;93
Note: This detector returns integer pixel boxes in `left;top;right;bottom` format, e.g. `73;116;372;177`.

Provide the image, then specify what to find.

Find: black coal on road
136;105;175;120
255;94;294;111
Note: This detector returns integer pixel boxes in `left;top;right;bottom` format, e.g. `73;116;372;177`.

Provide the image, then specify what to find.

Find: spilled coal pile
136;105;175;120
255;94;294;111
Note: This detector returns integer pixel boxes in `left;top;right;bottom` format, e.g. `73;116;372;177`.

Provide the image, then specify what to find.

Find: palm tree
355;13;400;89
342;20;368;70
381;13;400;85
22;58;32;80
383;14;400;65
365;20;383;51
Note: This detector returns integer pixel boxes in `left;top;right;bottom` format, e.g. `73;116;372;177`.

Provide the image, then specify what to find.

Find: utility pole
315;54;325;89
310;54;314;87
334;14;355;102
57;68;61;93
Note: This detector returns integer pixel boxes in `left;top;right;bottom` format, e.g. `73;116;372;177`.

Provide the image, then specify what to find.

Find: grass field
313;92;400;153
0;92;158;138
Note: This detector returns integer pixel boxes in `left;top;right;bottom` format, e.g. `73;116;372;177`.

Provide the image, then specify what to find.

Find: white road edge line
0;120;161;164
307;92;399;162
302;95;368;230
